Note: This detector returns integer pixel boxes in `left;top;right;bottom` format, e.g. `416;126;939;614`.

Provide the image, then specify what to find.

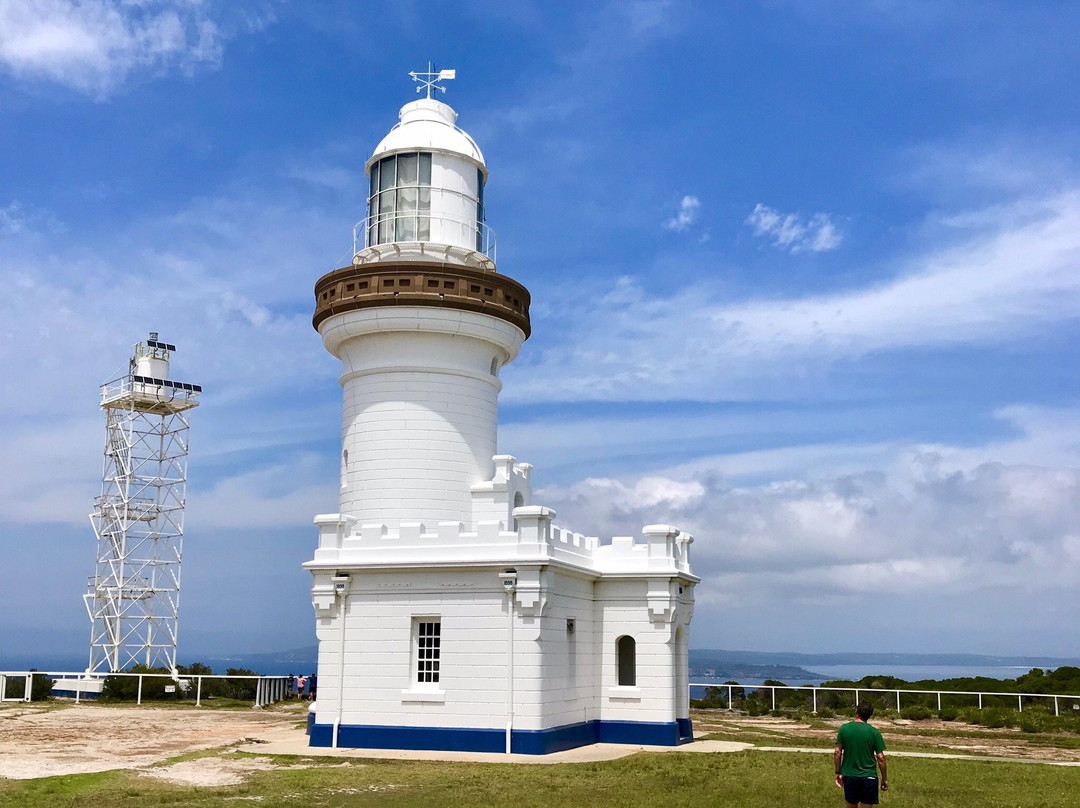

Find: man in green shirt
834;702;888;807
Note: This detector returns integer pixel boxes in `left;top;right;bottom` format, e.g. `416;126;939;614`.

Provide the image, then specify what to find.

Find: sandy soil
691;713;1080;763
0;702;302;780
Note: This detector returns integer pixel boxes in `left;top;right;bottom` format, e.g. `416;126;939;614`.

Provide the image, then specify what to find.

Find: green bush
979;708;1016;729
938;706;960;721
900;705;933;721
222;668;259;701
746;697;770;716
102;665;182;701
1019;713;1050;733
2;671;53;701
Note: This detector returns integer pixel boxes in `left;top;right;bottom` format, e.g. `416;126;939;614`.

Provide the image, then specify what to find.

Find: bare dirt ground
4;702;1078;786
690;712;1080;763
0;702;304;780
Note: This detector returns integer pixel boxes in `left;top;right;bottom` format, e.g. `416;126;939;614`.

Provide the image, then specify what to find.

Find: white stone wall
311;542;694;736
319;308;524;528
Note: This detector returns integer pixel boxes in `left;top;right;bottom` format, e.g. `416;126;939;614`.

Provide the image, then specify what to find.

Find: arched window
616;635;636;686
512;491;524;531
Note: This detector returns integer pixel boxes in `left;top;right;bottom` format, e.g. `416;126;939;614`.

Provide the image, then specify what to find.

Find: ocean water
803;664;1041;685
692;664;1049;691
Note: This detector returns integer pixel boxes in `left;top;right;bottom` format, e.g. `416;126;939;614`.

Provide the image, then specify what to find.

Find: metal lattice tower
84;333;202;674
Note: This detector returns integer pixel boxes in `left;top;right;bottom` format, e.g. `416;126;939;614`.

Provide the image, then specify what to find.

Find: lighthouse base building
305;73;697;754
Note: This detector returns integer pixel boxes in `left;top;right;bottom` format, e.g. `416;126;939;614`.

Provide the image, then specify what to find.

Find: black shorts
842;776;879;805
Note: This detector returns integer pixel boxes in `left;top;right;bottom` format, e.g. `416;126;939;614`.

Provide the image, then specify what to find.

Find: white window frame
401;616;445;703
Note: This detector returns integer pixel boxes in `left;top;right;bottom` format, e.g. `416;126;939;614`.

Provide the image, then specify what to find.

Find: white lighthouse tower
306;70;697;754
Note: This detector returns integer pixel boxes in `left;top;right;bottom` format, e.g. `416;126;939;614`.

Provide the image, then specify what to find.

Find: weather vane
409;62;456;99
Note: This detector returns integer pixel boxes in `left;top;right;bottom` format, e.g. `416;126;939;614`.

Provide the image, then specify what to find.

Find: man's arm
876;751;888;791
834;744;844;788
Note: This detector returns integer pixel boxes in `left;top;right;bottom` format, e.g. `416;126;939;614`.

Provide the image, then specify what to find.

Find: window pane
369;163;378;200
398;186;418;213
617;636;636;686
417;187;430;240
379;190;394;214
419;153;432;185
379;156;395;191
397;187;417;240
398;153;418;185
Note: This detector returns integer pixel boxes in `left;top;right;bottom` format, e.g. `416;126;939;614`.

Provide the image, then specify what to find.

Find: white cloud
508;190;1080;403
745;203;842;253
663;195;700;232
0;0;228;94
535;408;1080;608
0;200;63;238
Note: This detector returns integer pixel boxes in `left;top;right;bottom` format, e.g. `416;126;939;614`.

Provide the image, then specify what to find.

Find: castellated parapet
311;453;694;613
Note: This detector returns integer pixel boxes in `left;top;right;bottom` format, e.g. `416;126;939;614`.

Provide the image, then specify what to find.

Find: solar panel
131;375;201;393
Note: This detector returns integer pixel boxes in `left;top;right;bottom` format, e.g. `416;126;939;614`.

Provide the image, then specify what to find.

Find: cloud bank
0;0;232;94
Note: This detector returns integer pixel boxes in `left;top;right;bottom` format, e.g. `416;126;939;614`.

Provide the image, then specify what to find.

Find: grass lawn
2;749;1078;808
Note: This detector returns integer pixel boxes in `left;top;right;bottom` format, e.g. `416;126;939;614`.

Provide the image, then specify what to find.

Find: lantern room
357;98;493;265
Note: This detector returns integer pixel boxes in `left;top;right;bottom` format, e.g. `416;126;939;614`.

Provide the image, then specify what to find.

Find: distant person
834;701;888;808
308;674;317;701
295;675;307;699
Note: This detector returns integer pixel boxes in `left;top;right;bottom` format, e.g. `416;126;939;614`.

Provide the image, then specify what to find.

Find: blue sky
2;0;1080;665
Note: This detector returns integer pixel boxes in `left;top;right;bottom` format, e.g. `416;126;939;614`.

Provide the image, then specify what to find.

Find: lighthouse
306;69;697;754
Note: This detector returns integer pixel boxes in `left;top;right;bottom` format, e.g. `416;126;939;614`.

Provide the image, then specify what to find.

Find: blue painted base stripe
310;719;684;754
677;716;693;740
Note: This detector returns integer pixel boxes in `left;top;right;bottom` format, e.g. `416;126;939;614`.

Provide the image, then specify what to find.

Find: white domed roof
367;98;486;177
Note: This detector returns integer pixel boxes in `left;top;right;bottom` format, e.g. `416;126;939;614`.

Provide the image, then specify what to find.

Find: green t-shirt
836;720;885;777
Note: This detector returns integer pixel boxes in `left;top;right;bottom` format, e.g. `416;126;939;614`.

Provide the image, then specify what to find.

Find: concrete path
237;725;1080;767
237;726;752;764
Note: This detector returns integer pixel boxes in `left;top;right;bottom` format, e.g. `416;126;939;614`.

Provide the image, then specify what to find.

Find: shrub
3;671;54;701
222;668;259;701
102;665;181;701
938;707;960;721
746;698;770;716
815;706;836;719
1020;713;1050;733
900;705;933;721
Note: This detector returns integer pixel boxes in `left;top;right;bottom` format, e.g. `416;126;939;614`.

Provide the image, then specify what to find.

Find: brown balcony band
313;261;531;338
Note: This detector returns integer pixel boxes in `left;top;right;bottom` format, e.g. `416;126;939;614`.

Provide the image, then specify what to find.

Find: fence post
1055;697;1059;717
728;685;733;711
771;687;776;712
813;688;817;714
1018;694;1022;713
196;676;202;707
937;692;941;711
855;688;859;708
978;693;982;709
24;674;32;702
75;679;81;704
137;675;143;705
895;690;900;713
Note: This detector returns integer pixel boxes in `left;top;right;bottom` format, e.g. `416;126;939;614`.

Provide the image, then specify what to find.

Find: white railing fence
690;682;1080;718
1;671;294;708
